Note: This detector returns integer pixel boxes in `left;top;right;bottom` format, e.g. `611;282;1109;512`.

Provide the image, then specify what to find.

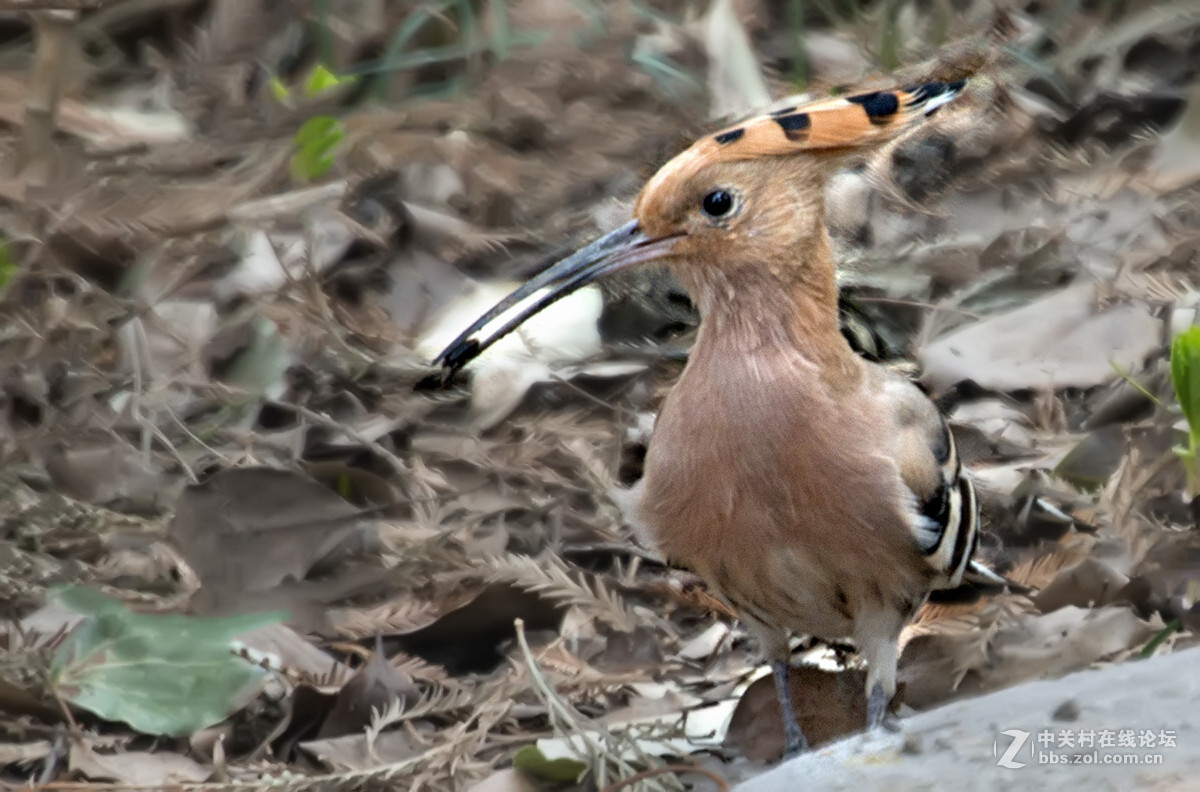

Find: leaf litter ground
2;1;1200;790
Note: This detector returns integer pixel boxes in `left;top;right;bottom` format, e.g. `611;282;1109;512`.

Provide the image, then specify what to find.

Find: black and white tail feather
910;416;1005;592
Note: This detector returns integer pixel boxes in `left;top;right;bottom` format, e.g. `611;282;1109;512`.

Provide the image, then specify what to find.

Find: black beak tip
439;338;481;372
414;363;458;392
414;338;481;392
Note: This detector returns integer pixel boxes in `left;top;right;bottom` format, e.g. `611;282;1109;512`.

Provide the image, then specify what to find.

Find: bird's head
434;81;966;375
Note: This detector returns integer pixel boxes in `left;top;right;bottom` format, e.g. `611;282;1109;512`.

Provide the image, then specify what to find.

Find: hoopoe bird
434;81;990;756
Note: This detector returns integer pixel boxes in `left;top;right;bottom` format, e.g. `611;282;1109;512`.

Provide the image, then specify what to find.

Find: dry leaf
318;645;419;738
467;768;540;792
921;283;1162;392
169;467;377;616
390;582;565;674
299;731;422;772
725;666;896;761
1033;558;1131;613
69;744;210;786
702;0;772;120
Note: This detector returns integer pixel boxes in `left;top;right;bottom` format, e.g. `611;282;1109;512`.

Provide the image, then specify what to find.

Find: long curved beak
432;220;681;375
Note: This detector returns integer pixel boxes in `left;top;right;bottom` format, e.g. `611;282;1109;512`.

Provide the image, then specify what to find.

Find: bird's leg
753;625;809;758
770;659;809;758
857;619;903;733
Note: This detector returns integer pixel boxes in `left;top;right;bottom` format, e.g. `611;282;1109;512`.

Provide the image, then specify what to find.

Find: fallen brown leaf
725;666;896;761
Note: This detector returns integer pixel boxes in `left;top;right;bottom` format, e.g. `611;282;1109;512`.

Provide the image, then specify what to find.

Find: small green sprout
1170;325;1200;500
290;115;345;182
303;63;352;98
268;75;291;103
0;238;13;293
270;64;357;182
512;745;587;784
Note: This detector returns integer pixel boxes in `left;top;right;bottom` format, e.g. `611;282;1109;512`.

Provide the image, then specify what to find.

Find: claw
866;681;901;732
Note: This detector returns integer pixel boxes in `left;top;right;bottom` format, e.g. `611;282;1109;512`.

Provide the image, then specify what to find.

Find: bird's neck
674;236;858;380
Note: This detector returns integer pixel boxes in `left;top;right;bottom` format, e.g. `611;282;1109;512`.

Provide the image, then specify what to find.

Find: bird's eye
701;189;735;218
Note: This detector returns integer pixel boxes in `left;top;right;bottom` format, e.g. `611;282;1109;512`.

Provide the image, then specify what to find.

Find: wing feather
885;372;979;590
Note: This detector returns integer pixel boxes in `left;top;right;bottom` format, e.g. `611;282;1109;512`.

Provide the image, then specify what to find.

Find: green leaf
1139;619;1180;659
1170;326;1200;437
512;745;587;783
53;585;126;616
49;587;286;736
374;0;456;98
268;75;291;103
0;238;14;292
291;115;345;181
292;115;341;148
303;64;354;98
489;0;512;60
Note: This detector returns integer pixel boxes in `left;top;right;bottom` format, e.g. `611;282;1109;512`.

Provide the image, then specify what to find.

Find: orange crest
636;81;966;215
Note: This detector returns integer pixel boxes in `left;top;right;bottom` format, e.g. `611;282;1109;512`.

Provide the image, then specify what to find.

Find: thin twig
20;10;76;187
278;401;408;479
855;295;983;319
513;619;680;792
144;420;198;483
162;404;232;466
35;734;66;786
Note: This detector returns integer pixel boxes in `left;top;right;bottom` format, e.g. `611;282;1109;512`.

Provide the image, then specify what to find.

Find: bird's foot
878;711;902;733
782;731;808;759
865;681;900;732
